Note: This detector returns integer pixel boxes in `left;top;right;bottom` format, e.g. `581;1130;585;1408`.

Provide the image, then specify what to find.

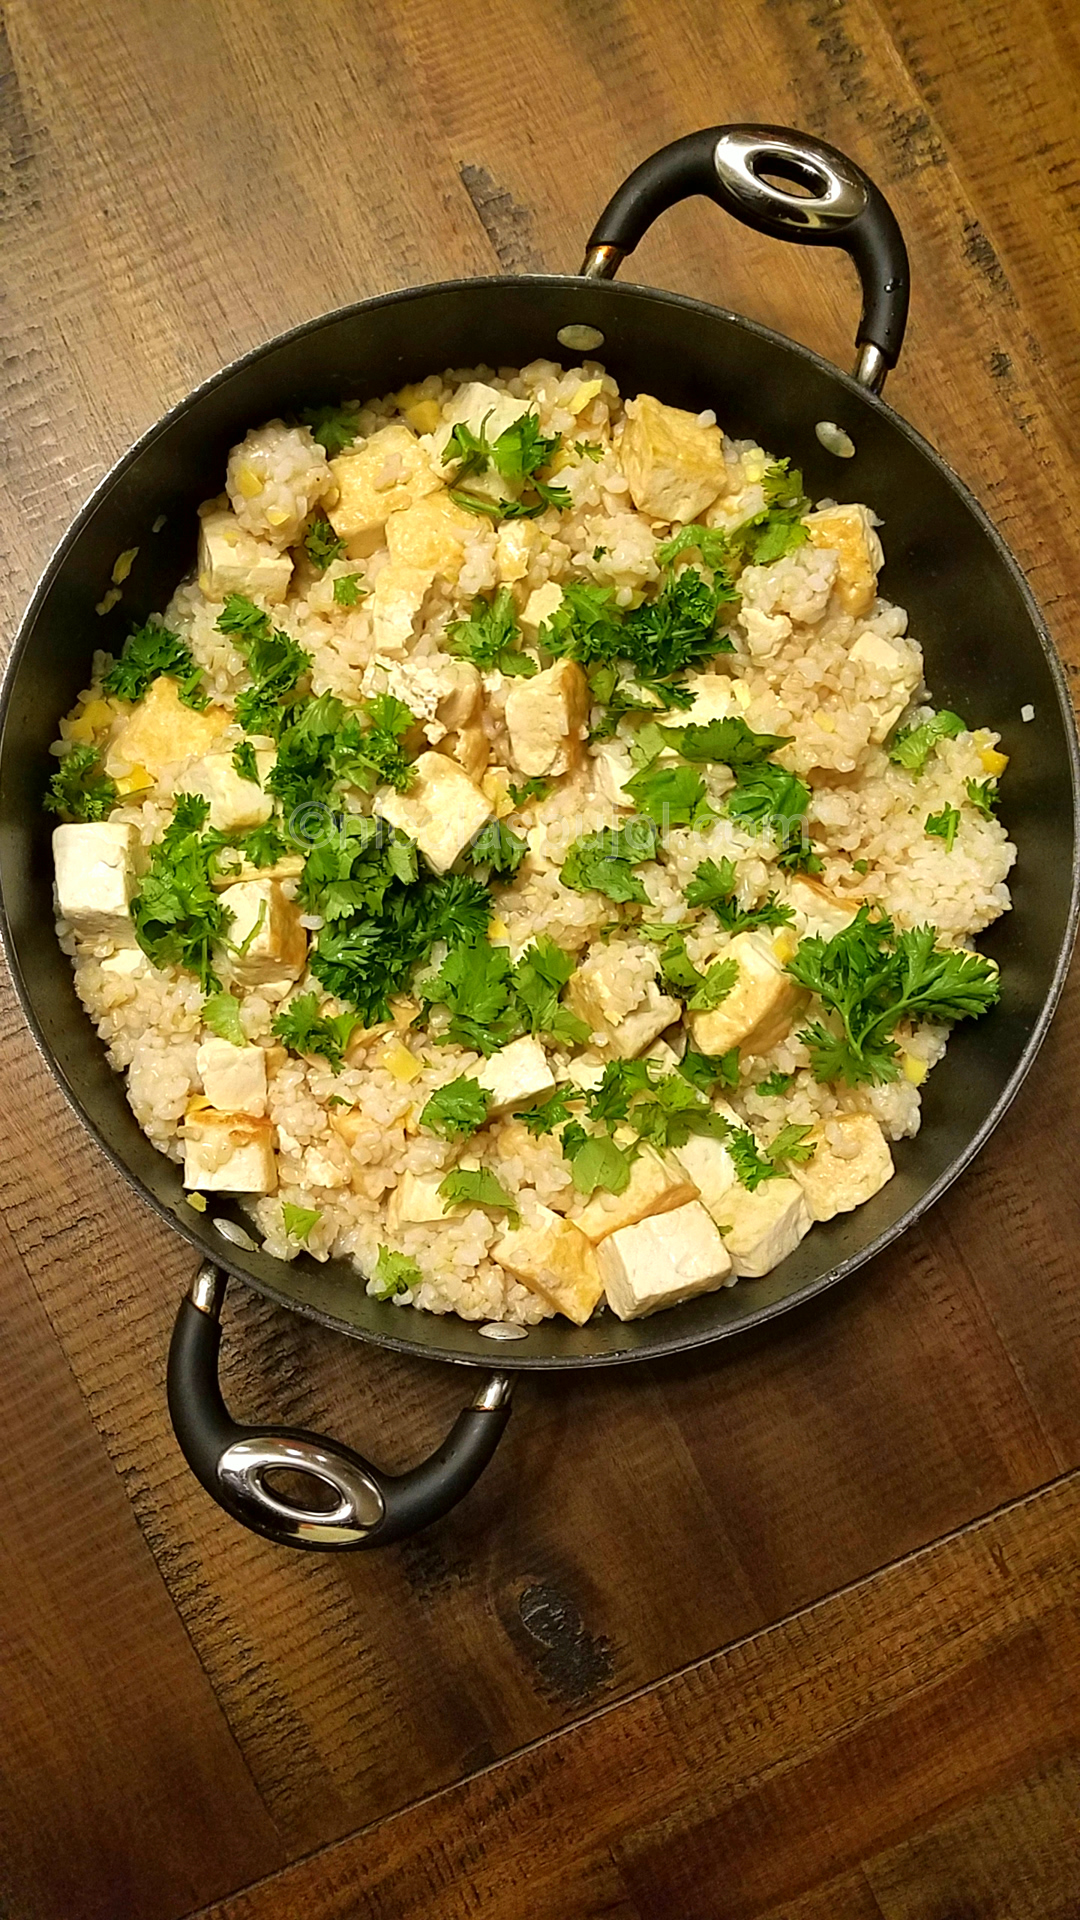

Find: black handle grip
167;1267;513;1551
584;126;909;389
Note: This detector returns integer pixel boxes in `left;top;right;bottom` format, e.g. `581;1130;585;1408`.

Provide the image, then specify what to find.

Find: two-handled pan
2;127;1077;1552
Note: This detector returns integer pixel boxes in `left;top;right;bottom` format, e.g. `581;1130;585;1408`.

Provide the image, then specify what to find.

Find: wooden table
3;2;1080;1915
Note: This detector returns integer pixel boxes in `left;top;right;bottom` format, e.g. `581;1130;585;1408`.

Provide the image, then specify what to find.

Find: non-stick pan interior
2;277;1076;1367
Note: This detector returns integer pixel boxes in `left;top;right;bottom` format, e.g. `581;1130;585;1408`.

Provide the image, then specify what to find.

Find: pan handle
582;126;909;393
167;1265;513;1550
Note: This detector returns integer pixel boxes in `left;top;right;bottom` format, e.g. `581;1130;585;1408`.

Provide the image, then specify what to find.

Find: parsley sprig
447;410;571;519
446;588;538;677
102;620;207;711
45;745;118;822
131;794;232;991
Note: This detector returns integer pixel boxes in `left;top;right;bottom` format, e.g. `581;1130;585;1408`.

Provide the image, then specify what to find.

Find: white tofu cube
679;672;746;726
618;394;730;522
327;424;441;545
718;1178;812;1277
568;951;680;1061
784;875;859;943
504;660;590;779
384;491;478;582
179;750;275;832
443;723;489;783
217;879;307;988
520;582;564;636
385;1170;449;1230
495;520;541;584
563;1057;607;1093
370;563;432;657
590;740;635;808
104;675;229;780
597;1200;733;1319
804;504;884;618
573;1142;698;1243
493;1204;603;1325
182;1103;277;1193
670;1127;740;1220
53;821;139;942
476;1035;555;1116
793;1113;894;1222
436;381;533;471
687;931;807;1059
195;1036;267;1116
374;750;492;874
849;629;920;742
197;505;293;604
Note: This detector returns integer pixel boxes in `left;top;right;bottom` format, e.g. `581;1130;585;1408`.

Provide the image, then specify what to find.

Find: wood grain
1;1;1079;1916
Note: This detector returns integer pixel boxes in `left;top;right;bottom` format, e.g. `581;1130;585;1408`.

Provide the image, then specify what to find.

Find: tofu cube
719;1179;812;1278
53;821;139;941
563;1056;607;1093
597;1200;733;1320
385;491;479;582
386;1170;449;1229
520;582;564;636
590;739;635;808
217;879;307;987
793;1113;894;1222
179;750;275;832
197;505;293;604
444;722;490;784
436;382;533;494
370;563;432;656
848;629;919;742
436;661;483;732
493;1204;603;1325
784;875;859;943
477;1035;556;1116
573;1142;699;1243
504;659;590;779
182;1103;277;1193
687;931;807;1059
327;424;441;545
495;520;541;584
568;951;680;1061
804;504;884;618
670;1126;740;1220
374;750;491;874
195;1036;267;1116
104;675;229;780
680;672;744;726
618;394;730;522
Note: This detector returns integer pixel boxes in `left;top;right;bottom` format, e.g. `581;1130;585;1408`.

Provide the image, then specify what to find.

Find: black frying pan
2;128;1077;1552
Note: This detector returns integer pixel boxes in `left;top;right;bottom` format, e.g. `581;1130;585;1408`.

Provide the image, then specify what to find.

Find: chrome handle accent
579;241;625;280
191;1260;227;1316
472;1372;514;1410
711;129;868;234
853;341;889;394
218;1434;386;1544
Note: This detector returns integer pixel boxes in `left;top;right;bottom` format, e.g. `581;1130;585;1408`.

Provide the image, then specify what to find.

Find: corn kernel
111;546;138;585
66;712;97;745
81;698;113;731
95;586;122;616
265;506;290;527
236;464;263;499
403;399;442;435
569;378;603;415
489;915;509;944
482;770;515;818
115;765;153;795
395;383;424;411
979;746;1009;776
546;446;573;476
902;1053;928;1086
187;1192;208;1212
381;1039;422;1083
773;929;798;963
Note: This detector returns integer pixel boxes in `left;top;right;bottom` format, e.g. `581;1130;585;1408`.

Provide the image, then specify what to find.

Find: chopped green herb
130;795;232;991
233;822;286;870
659;715;792;767
685;856;795;931
655;523;736;573
755;1070;796;1097
301;402;362;455
232;741;261;786
623;762;715;830
852;858;870;875
564;1131;636;1198
888;709;965;773
282;1203;321;1243
44;744;118;822
729;460;811;567
584;1059;655;1128
439;1166;519;1224
102;620;207;710
271;991;364;1070
419;1076;491;1140
422;940;520;1055
299;814;417;922
233;626;312;738
788;905;1000;1087
575;440;604;462
925;805;961;852
446;410;570;519
592;545;608;561
679;1047;740;1093
201;991;246;1048
303;514;346;571
687;955;740;1013
507;775;552;808
628;1073;731;1153
333;693;419;794
513;936;590;1047
217;594;272;644
516;1086;580;1136
726;1119;815;1190
965;777;999;816
560;819;658;904
309;871;491;1024
466;818;528;879
372;1245;421;1298
333;573;366;607
446;587;538;676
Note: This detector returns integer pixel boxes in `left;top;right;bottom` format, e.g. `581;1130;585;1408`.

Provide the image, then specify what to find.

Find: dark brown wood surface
1;3;1079;1917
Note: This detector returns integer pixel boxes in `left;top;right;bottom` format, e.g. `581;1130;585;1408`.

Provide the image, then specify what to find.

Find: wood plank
191;1472;1080;1920
0;1202;283;1920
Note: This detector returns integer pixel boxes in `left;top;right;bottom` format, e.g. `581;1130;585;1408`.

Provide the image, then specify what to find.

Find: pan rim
3;272;1078;1371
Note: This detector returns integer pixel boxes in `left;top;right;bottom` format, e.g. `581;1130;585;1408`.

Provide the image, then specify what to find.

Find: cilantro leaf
299;814;417;921
516;1087;580;1136
629;1073;731;1152
44;744;118;822
439;1166;519;1224
373;1245;421;1298
466;819;528;879
687;955;740;1012
965;777;1000;816
422;941;520;1055
560;819;658;903
925;805;960;852
232;741;261;786
755;1070;795;1097
131;794;232;991
420;1076;491;1140
889;709;966;773
333;573;366;607
513;936;591;1047
301;403;361;455
303;514;345;571
766;1122;817;1168
508;775;552;808
660;715;792;767
656;524;736;572
282;1203;321;1243
685;857;795;931
234;823;286;870
623;763;715;830
102;620;206;710
679;1047;740;1093
724;1121;814;1189
585;1059;655;1127
729;460;811;567
564;1132;636;1197
445;410;567;519
446;588;537;676
271;992;363;1070
217;594;272;644
201;991;246;1048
